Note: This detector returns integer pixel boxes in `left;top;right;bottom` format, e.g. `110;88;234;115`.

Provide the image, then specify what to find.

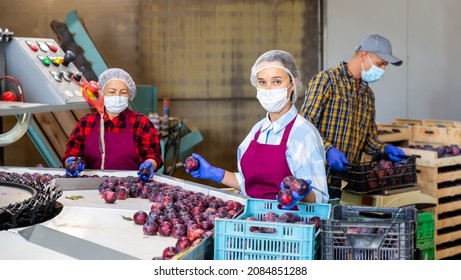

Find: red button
46;41;58;52
25;40;39;52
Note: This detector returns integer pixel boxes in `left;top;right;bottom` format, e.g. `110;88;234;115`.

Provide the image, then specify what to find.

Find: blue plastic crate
213;199;331;260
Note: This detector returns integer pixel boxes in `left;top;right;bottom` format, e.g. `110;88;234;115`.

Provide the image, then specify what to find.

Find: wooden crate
411;126;449;145
377;123;412;142
393;118;424;126
401;146;461;259
401;146;461;168
392;118;461;146
448;128;461;145
423;119;459;128
393;118;461;128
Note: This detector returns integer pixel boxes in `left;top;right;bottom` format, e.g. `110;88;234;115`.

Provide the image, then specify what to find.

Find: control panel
3;37;89;107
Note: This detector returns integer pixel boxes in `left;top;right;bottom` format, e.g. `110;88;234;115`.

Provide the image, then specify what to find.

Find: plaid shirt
300;62;384;164
63;109;163;169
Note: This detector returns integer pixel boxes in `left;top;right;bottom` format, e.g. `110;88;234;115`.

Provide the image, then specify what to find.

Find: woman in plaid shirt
63;68;163;181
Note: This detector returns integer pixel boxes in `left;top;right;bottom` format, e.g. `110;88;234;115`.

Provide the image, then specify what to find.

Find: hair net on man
250;50;302;103
98;68;137;101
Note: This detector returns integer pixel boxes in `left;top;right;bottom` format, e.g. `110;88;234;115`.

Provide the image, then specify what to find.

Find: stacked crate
377;123;413;143
394;118;461;259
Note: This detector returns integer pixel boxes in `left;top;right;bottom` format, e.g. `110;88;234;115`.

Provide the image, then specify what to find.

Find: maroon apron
84;111;139;170
241;116;297;199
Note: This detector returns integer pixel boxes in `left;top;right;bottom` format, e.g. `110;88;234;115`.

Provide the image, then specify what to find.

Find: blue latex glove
65;156;85;177
276;180;313;210
185;153;225;184
327;146;349;171
138;161;154;181
385;144;406;162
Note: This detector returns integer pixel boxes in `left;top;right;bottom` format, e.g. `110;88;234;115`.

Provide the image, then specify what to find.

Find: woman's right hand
185;153;225;184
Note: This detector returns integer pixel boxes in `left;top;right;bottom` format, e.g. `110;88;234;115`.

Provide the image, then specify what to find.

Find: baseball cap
356;34;402;66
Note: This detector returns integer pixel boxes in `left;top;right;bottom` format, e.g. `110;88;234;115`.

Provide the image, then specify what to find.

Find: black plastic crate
321;205;417;260
330;155;417;194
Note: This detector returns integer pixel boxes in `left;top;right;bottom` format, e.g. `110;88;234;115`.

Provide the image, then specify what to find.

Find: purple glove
138;161;154;181
65;156;85;177
327;146;349;171
276;180;313;210
185;153;225;184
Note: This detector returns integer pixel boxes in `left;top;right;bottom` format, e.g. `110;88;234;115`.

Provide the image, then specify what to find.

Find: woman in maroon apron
63;68;163;181
186;50;329;206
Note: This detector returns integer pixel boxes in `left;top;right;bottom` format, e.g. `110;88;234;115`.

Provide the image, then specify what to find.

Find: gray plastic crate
321;205;417;260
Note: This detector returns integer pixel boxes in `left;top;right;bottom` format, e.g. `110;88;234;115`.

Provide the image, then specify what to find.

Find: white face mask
256;86;291;113
104;96;129;114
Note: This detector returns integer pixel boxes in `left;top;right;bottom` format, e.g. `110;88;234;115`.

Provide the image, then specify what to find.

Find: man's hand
327;146;349;171
385;145;406;162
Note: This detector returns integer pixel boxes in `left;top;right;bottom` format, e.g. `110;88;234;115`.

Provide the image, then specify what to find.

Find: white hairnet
98;68;137;101
250;50;302;103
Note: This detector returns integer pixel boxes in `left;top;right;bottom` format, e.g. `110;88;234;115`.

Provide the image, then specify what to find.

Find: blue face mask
361;55;385;83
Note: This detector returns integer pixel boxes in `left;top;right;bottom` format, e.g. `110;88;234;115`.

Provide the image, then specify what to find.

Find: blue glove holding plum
138;161;154;181
385;144;406;162
327;146;349;171
276;178;313;210
185;153;225;184
65;156;85;177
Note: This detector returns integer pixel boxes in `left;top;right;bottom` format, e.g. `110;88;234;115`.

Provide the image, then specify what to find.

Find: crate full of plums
213;199;331;260
330;155;417;194
321;205;417;260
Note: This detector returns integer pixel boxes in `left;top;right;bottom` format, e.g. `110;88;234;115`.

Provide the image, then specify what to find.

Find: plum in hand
67;161;79;174
138;167;151;178
290;178;311;196
184;156;200;171
282;175;296;189
277;189;294;206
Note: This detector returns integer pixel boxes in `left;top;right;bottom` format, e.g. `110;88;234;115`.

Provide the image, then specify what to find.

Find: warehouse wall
137;1;320;184
324;0;461;123
0;0;321;185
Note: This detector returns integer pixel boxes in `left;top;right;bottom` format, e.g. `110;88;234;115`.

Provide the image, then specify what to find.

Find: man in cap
300;34;406;198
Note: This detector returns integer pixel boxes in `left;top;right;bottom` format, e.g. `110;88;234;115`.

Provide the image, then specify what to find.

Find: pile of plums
245;211;321;234
367;159;414;189
407;144;461;158
98;178;244;260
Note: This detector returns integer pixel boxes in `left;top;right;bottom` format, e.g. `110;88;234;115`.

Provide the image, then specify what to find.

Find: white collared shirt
235;105;329;203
